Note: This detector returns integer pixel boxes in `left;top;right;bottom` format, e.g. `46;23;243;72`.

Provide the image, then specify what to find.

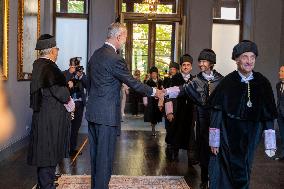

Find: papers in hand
264;129;276;157
165;101;173;115
209;128;220;148
64;97;75;112
166;86;180;98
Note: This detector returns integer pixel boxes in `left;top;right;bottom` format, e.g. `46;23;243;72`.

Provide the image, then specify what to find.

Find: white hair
39;48;53;57
107;22;127;39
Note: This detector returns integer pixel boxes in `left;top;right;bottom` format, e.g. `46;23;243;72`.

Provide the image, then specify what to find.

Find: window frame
213;0;243;41
117;0;182;73
53;0;89;34
53;0;90;61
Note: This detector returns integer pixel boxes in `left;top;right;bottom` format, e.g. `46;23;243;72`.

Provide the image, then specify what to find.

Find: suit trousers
37;166;56;189
277;114;284;157
88;122;117;189
70;101;84;152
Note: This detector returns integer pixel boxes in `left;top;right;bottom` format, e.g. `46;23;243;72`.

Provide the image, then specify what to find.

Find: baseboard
0;135;29;162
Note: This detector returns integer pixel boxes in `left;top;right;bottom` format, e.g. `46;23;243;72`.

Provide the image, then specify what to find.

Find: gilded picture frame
0;0;9;80
17;0;40;81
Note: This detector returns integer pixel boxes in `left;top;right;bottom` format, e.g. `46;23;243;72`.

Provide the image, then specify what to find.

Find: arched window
212;0;242;75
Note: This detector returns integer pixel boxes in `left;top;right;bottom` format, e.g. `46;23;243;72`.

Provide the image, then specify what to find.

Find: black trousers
37;166;56;189
70;101;84;152
88;122;117;189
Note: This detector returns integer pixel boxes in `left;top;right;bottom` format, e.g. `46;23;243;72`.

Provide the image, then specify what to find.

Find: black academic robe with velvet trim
208;71;277;189
144;78;163;124
28;58;71;167
165;73;195;150
182;70;223;169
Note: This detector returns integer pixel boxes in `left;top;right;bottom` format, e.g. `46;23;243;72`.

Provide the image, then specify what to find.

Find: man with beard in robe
165;49;223;189
163;61;180;150
208;40;277;189
164;56;197;165
28;34;72;189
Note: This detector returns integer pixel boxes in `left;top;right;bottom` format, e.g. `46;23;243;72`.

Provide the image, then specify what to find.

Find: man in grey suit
86;22;163;189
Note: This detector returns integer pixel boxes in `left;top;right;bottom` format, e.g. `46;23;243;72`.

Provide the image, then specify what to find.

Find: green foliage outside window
68;1;84;13
157;5;173;14
124;2;174;78
56;0;85;13
155;24;172;76
134;3;150;13
132;24;149;77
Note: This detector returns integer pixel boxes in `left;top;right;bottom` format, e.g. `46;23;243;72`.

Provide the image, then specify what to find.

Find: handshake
154;86;181;99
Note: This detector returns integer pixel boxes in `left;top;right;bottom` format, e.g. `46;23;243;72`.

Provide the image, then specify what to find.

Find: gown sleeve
49;85;70;104
209;109;222;147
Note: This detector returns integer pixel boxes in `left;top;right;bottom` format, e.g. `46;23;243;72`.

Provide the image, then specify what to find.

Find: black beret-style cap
35;34;57;50
169;62;180;70
198;49;216;64
232;40;258;60
180;54;193;65
149;66;158;74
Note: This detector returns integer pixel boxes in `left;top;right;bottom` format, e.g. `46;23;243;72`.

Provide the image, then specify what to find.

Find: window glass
56;0;87;14
132;24;149;77
212;24;240;75
155;24;173;76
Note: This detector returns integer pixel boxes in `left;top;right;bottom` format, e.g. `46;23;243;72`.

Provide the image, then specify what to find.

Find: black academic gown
183;71;223;160
144;78;163;124
208;71;277;189
27;58;71;167
165;73;195;150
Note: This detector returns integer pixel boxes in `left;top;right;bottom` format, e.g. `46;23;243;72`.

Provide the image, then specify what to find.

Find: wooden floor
0;129;283;189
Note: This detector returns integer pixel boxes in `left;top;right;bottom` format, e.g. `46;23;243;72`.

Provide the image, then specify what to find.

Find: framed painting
0;0;9;80
17;0;40;81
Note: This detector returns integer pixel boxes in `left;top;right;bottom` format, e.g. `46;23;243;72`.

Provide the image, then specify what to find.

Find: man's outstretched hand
155;89;165;100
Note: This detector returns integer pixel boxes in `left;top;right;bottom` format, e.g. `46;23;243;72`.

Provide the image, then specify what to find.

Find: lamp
144;0;160;13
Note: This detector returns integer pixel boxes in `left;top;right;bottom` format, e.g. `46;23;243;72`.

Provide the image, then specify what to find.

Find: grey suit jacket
85;44;153;126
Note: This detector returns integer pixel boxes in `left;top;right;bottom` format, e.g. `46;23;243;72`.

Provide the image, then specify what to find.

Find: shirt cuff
209;128;220;148
264;129;276;150
151;88;156;96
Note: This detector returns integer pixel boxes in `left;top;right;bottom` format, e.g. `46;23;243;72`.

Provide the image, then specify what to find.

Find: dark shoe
274;156;284;161
69;150;82;157
151;125;156;136
165;146;175;161
173;150;179;161
199;182;208;189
